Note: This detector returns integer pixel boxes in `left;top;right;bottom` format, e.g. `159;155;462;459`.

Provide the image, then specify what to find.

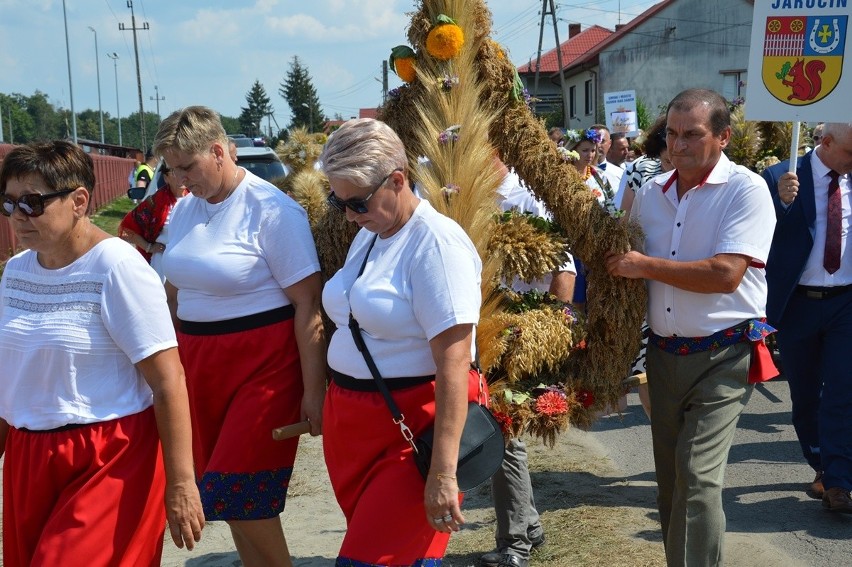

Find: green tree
279;56;326;133
239;80;273;138
122;111;162;152
25;91;62;141
220;115;241;136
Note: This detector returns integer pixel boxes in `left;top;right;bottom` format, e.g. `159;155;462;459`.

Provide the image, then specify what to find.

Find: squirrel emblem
781;58;826;102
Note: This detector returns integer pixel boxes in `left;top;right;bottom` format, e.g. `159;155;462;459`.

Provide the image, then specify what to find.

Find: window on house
721;71;746;104
584;79;594;115
569;85;577;118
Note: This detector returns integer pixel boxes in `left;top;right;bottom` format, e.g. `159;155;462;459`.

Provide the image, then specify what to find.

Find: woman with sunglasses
154;106;325;567
319;118;483;565
0;140;204;566
118;163;188;282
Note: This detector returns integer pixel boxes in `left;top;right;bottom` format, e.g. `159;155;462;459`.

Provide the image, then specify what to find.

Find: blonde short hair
153;105;229;157
319;118;406;187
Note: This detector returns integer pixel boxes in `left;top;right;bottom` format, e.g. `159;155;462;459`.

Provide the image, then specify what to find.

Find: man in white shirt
480;158;575;567
762;122;852;513
593;124;625;190
606;89;776;566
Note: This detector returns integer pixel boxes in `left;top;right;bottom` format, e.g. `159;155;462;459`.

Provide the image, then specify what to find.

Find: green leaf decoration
511;68;525;102
389;45;416;72
436;14;457;25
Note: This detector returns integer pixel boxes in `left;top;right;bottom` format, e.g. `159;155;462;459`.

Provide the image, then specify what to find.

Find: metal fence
0;143;134;263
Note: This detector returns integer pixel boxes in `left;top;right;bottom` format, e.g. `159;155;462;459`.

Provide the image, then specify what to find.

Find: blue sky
0;0;659;124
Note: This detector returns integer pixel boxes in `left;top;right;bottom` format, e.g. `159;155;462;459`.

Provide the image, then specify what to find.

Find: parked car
141;147;287;200
235;146;288;182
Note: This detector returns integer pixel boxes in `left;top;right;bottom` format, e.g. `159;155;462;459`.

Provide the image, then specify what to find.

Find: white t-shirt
163;170;320;321
632;153;776;337
0;238;176;430
496;170;576;293
323;200;482;379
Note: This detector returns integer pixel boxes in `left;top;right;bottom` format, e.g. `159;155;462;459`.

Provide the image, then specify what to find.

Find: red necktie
824;170;842;274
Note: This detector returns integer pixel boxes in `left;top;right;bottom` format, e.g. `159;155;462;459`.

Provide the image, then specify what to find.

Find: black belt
179;305;295;335
17;422;90;434
331;369;435;392
795;284;852;300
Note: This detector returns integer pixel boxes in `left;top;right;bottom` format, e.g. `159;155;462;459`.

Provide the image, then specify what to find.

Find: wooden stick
272;420;311;440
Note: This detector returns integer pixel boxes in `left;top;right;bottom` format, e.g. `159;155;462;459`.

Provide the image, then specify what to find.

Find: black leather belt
795;284;852;300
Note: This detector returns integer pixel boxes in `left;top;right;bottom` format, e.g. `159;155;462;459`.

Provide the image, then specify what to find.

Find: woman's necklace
581;165;592;181
204;167;239;227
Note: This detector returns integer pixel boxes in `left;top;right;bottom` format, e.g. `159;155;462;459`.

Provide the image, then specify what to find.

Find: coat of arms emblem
762;15;847;105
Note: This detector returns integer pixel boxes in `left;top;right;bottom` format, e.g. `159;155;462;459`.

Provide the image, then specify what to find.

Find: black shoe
481;551;529;567
487;554;528;567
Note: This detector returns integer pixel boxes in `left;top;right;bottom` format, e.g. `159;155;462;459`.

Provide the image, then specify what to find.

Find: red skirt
177;310;303;521
3;408;165;567
323;368;484;566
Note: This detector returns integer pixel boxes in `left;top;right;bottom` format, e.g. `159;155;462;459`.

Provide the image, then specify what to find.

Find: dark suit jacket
763;152;816;326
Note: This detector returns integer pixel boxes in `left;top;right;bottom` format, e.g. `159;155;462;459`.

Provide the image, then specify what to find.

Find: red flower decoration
576;389;595;408
575;339;587;350
244;501;255;512
492;411;513;434
231;483;242;493
535;391;569;416
215;501;226;513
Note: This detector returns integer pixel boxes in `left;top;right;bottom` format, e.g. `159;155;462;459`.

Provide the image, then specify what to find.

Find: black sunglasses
327;168;403;214
1;189;76;218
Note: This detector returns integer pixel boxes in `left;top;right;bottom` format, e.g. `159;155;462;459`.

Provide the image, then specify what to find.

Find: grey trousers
647;341;753;567
491;438;543;556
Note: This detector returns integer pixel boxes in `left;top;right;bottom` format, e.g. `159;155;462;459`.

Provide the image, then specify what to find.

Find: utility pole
119;0;149;149
107;53;122;145
532;0;569;126
62;0;78;143
150;85;165;121
88;26;105;143
382;60;389;105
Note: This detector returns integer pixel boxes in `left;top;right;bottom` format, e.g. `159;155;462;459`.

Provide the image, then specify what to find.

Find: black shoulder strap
347;235;406;423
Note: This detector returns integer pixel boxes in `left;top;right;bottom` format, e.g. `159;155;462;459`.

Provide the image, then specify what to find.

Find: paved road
3;375;849;566
589;375;852;566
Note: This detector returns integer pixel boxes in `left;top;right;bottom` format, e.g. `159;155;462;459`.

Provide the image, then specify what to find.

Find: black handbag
348;235;504;492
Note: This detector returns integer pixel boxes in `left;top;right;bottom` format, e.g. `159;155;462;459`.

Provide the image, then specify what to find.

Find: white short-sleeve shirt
631;153;776;337
163;170;320;322
0;239;176;429
496;170;576;293
323;200;482;379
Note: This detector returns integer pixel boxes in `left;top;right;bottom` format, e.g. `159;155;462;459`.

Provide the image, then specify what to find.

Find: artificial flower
439;74;459;91
441;183;460;195
557;146;580;162
492;411;513;434
576;389;595;408
438;124;460;144
426;15;464;60
535;391;569;416
389;45;417;83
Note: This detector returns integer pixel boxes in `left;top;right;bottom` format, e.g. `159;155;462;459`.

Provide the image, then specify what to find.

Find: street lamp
62;0;77;143
107;53;122;145
301;102;313;133
88;26;105;143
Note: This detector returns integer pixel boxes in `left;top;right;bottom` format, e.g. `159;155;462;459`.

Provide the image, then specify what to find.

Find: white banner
745;0;851;122
603;90;639;137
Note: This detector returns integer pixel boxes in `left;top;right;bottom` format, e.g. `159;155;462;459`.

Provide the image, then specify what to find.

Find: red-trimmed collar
661;167;715;194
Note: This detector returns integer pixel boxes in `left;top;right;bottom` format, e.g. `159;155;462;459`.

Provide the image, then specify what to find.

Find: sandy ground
156;400;799;567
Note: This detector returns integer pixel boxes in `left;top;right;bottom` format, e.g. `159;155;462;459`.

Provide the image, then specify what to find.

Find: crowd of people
0;89;849;567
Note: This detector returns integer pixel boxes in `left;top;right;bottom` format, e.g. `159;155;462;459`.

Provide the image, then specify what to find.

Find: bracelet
146;242;153;253
435;473;457;482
